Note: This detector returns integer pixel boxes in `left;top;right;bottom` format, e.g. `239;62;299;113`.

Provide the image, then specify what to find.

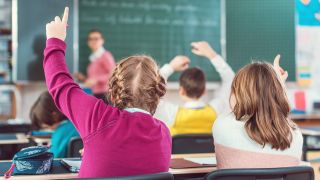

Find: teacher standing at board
75;29;116;100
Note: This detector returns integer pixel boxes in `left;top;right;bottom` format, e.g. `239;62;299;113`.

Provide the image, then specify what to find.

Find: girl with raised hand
44;7;171;178
213;55;303;168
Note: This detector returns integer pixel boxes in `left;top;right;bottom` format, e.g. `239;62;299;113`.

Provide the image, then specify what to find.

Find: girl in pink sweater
44;8;171;178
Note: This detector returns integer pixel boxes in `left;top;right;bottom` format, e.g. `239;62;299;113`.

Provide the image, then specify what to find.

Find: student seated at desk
155;42;235;136
30;91;79;158
213;56;303;169
43;8;171;178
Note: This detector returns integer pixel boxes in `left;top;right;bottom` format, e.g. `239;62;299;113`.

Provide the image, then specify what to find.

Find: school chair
80;172;174;180
67;137;83;158
205;166;314;180
172;134;214;154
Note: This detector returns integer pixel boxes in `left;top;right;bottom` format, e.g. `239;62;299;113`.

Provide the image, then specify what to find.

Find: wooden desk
291;114;320;127
2;173;78;180
291;114;320;121
3;153;319;179
0;133;28;145
170;153;216;176
1;154;216;179
301;128;320;136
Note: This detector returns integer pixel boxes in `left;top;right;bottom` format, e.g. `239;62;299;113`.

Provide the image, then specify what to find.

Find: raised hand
273;54;288;82
85;79;97;86
46;7;69;41
169;55;190;72
74;72;86;82
191;41;217;60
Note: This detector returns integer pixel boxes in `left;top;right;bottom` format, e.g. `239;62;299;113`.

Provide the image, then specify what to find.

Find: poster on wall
296;0;320;88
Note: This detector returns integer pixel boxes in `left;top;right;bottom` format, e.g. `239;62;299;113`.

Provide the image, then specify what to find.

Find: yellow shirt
170;105;217;136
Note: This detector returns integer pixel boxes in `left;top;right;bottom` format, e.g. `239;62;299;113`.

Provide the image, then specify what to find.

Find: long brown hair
108;55;166;115
231;62;295;150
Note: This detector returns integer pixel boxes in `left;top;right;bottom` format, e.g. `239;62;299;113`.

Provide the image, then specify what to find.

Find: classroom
0;0;319;179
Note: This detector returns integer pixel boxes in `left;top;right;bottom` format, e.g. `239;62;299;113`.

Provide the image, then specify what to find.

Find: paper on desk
62;159;82;169
300;161;311;166
184;157;216;165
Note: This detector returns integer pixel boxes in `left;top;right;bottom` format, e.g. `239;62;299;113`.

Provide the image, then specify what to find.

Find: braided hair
108;55;166;115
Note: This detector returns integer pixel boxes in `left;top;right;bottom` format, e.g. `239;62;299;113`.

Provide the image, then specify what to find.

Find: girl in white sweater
213;55;303;169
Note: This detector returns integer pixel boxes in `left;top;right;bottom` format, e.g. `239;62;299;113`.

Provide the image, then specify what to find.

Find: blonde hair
231;62;295;150
108;55;166;115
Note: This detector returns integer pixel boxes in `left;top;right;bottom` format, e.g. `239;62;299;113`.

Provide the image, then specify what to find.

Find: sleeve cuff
210;55;228;69
160;64;174;80
46;38;67;50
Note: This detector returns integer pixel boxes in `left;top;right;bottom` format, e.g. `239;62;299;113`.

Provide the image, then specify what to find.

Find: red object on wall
294;91;306;111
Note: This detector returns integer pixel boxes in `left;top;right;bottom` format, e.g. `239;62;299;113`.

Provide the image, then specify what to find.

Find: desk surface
0;133;29;145
291;114;320;120
2;153;319;180
301;128;320;136
0;154;216;179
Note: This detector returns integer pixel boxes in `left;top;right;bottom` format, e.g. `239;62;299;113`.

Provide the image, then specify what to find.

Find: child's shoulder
102;50;114;58
215;112;241;127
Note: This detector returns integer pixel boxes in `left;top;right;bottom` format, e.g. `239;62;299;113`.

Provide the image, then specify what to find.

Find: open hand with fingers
46;7;69;41
191;41;217;60
169;55;190;72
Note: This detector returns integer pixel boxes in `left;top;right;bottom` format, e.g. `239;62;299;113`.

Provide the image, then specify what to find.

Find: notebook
170;157;216;169
60;159;82;173
184;157;216;165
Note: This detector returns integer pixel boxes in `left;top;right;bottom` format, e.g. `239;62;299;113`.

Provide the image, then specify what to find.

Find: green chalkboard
16;0;74;81
226;0;296;81
79;0;222;81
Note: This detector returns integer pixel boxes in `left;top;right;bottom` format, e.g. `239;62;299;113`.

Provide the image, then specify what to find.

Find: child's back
44;38;171;177
50;120;79;158
213;59;303;169
170;105;216;136
76;105;171;177
214;112;302;169
156;42;235;136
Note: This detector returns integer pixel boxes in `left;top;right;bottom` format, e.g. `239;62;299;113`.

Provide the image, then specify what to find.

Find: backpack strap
4;163;15;179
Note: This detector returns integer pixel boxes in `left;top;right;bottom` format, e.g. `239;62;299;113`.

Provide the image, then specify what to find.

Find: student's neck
92;47;103;53
182;97;200;102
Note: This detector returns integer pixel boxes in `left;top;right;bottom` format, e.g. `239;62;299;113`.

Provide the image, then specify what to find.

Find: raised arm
160;56;190;81
44;7;115;138
191;41;235;115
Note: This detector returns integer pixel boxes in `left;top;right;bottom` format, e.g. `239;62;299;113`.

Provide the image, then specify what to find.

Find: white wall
16;82;320;123
17;82;217;122
17;83;47;122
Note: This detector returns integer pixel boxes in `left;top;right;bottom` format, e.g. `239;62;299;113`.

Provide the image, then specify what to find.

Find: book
60;159;81;173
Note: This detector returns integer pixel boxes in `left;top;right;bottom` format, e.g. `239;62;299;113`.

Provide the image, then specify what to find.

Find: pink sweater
43;38;172;178
87;51;115;94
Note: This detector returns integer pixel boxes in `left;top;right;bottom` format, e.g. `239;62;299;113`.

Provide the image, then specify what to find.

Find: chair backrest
67;137;83;158
205;166;314;180
172;134;214;154
80;172;174;180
